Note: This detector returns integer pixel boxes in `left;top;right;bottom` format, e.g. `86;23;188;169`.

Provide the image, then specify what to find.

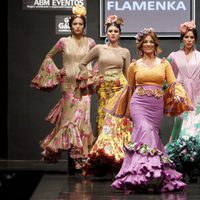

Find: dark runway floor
0;170;43;199
0;160;200;200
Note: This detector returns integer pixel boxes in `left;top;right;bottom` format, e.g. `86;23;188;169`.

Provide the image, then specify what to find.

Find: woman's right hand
98;76;104;84
56;68;66;80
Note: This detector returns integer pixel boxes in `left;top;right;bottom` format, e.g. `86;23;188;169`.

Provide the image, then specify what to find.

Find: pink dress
166;49;200;177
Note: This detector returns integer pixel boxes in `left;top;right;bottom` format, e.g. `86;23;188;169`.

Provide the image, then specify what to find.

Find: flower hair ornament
72;5;87;17
105;15;123;25
135;28;155;43
179;20;196;34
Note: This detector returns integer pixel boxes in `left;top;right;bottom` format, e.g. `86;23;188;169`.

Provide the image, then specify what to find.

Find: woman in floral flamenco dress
75;15;133;177
31;5;95;171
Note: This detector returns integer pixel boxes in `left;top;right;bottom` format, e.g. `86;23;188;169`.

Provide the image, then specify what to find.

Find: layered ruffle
164;82;194;116
112;142;186;193
104;82;193;119
83;113;133;177
41;121;94;162
166;136;200;173
166;103;200;176
74;67;103;99
40;122;85;161
45;98;64;124
40;92;94;162
31;58;60;91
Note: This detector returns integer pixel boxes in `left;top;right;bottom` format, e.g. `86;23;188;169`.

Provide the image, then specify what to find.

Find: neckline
138;57;161;70
104;44;121;49
183;49;194;63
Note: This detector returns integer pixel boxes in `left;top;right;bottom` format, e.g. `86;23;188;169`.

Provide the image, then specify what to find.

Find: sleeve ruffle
74;69;103;99
31;58;60;91
103;85;133;118
164;82;194;116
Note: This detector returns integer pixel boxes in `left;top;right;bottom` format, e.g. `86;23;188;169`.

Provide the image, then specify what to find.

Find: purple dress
111;58;192;192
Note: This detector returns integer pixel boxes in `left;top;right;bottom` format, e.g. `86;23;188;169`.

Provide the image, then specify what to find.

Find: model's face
183;31;195;50
106;25;120;43
71;17;84;35
142;35;155;55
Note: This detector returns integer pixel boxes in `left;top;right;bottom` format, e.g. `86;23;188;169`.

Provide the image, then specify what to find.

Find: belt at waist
135;86;163;99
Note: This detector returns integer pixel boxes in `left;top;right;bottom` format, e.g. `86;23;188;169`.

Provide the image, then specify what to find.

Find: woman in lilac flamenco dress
105;28;193;193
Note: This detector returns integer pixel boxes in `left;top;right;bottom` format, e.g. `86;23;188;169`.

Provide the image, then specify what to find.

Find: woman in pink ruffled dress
166;21;200;183
30;5;95;172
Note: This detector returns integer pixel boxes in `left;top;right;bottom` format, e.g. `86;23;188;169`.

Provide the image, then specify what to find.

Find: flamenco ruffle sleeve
30;37;66;91
104;81;194;118
104;59;194;118
164;82;194;116
74;67;103;99
31;58;60;91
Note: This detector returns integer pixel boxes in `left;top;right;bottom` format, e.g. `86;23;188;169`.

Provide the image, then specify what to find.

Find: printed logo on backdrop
56;16;71;34
55;15;87;35
22;0;86;10
100;0;196;37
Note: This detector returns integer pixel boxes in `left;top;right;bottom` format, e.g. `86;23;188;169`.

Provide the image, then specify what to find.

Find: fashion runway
0;160;200;200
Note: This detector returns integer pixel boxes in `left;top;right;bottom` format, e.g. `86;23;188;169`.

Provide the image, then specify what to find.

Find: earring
104;37;109;44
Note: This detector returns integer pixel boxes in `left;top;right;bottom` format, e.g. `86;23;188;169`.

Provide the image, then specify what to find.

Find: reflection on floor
0;160;200;200
31;175;200;200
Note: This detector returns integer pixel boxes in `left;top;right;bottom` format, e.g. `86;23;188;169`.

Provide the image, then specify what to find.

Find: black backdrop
5;0;200;160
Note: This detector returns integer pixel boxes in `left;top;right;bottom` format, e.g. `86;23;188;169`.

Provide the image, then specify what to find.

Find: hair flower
72;5;86;17
135;27;155;42
105;15;123;25
179;20;196;34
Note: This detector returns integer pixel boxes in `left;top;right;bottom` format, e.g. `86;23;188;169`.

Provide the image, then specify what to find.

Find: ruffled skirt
166;103;200;177
83;74;133;176
83;113;132;176
112;85;186;192
40;90;94;162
